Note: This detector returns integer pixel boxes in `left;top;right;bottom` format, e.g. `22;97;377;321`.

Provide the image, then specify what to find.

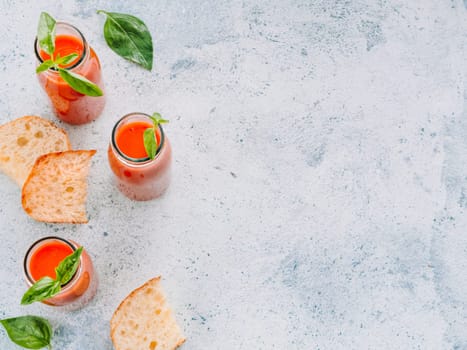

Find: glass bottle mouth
23;236;81;289
34;21;88;71
111;112;166;164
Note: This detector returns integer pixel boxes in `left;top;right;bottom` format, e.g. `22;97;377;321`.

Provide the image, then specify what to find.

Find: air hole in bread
17;137;28;146
0;116;71;187
55;141;64;151
110;277;185;350
129;320;137;328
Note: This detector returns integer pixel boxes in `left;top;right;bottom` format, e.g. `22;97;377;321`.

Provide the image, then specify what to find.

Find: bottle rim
23;236;82;292
34;21;88;72
110;112;166;164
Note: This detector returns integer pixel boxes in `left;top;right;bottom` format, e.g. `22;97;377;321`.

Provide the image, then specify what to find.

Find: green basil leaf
97;10;153;70
37;12;56;56
21;277;61;305
58;69;103;96
150;112;169;126
55;246;83;285
55;53;78;66
143;127;157;160
0;316;52;349
36;60;55;74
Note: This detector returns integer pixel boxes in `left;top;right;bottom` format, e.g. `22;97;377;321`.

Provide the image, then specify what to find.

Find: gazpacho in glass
108;112;172;201
23;236;97;309
35;22;105;124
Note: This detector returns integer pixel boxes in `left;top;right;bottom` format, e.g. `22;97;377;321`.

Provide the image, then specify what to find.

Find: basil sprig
37;12;56;56
58;69;103;97
0;316;52;349
54;246;82;284
21;247;83;305
36;12;103;97
97;10;153;70
143;113;169;160
20;278;61;306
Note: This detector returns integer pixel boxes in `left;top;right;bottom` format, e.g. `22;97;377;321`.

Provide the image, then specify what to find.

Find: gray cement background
0;1;466;349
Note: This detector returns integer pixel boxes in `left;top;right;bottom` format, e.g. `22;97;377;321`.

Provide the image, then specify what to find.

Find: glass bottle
34;22;105;124
23;236;98;310
108;113;172;201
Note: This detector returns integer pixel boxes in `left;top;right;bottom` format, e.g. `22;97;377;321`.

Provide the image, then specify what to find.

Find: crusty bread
21;150;96;224
0;115;71;187
111;277;185;350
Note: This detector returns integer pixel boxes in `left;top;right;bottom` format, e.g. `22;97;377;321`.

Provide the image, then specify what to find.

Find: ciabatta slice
0;115;71;186
21;150;95;223
111;277;185;350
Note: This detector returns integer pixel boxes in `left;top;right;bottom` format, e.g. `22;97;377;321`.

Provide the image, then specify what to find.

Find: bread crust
110;276;162;333
21;150;96;224
0;115;71;186
110;277;186;350
0;115;71;148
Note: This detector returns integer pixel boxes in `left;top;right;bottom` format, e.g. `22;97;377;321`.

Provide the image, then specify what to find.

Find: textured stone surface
0;1;466;349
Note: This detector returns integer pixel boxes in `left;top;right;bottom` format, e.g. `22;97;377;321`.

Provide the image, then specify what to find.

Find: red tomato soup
24;237;97;309
29;240;73;281
35;22;105;124
108;113;172;201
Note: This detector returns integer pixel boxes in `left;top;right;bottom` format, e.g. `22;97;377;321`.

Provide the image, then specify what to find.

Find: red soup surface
40;35;84;68
29;240;74;281
116;121;161;159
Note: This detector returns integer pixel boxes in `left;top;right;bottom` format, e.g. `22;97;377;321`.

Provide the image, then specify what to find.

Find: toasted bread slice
21;150;96;224
0;115;71;186
111;277;185;350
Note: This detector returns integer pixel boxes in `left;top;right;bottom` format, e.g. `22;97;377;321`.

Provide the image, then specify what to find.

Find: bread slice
111;277;186;350
21;150;96;224
0;116;71;187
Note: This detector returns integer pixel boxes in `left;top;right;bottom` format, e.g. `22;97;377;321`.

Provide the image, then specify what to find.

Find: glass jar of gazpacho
23;236;98;310
34;22;105;124
108;113;172;201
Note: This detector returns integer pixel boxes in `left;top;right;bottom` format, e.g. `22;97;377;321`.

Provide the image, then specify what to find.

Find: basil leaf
36;60;55;74
55;53;78;66
21;277;61;305
143;127;157;159
97;10;153;70
55;246;83;285
150;112;169;126
58;69;103;96
0;316;52;349
37;12;56;56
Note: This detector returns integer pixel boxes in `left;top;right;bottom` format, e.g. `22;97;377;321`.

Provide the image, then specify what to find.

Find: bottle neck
23;236;80;288
34;21;89;72
111;113;166;166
